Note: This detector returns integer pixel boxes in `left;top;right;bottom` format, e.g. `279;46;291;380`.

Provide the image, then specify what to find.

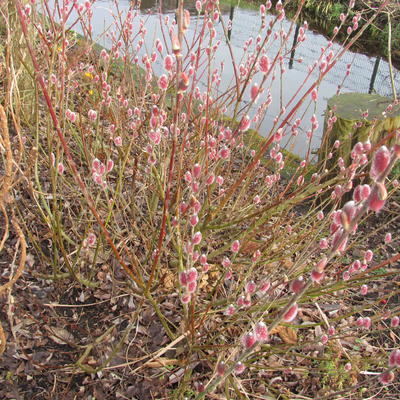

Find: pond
61;0;400;158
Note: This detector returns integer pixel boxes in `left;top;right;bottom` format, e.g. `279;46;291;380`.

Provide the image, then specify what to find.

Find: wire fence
226;7;400;98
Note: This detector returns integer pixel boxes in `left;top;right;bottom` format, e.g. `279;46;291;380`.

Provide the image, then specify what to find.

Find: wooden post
369;57;381;94
289;24;300;70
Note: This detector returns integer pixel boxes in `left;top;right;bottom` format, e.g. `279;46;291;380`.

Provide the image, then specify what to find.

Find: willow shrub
4;0;400;398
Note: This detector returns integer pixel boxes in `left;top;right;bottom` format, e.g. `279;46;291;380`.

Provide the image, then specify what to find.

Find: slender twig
387;11;397;101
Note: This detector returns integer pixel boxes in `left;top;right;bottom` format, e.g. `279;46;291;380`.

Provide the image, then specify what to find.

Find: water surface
60;0;400;157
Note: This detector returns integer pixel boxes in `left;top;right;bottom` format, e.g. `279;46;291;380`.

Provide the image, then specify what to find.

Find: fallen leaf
46;326;75;345
160;268;175;292
270;326;297;344
240;241;262;255
146;357;180;368
282;258;294;268
199;267;219;291
327;340;342;359
169;367;185;384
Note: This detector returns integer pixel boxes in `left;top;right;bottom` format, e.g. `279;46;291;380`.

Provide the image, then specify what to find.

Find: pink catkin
179;271;188;286
316;257;327;272
379;371;395;385
106;159;114;172
239;115;251;132
234;362;246;374
192;231;202;245
231;240;240;253
225;304;235;316
250;83;259;102
88;109;97;121
321;334;328;345
181;293;191;304
158;74;168;90
254;322;269;342
311;88;318;101
389;349;400;367
259;281;271;293
242;332;256;349
216;362;225;376
341;201;356;229
222;257;231;268
245;281;256;294
164;55;174;71
290;278;304;294
187;267;198;283
364;249;373;263
311;270;324;283
195;0;202;12
190;214;199;227
87;233;96;246
361;184;371;200
370;145;391;179
187;281;197;293
283;303;299;322
363;317;372;329
319;238;328;249
57;162;65;175
114;136;122;146
360;284;368;295
193;163;201;178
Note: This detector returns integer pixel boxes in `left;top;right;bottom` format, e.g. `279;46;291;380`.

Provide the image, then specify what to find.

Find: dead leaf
282;258;294;268
169;367;185;384
26;253;35;267
264;261;280;272
267;355;283;368
270;326;297;344
327;340;342;358
158;267;175;292
199;267;219;291
146;357;180;368
240;241;262;255
46;326;75;345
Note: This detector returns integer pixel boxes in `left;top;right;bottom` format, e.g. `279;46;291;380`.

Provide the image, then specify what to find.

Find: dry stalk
0;104;27;356
0;105;12;203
